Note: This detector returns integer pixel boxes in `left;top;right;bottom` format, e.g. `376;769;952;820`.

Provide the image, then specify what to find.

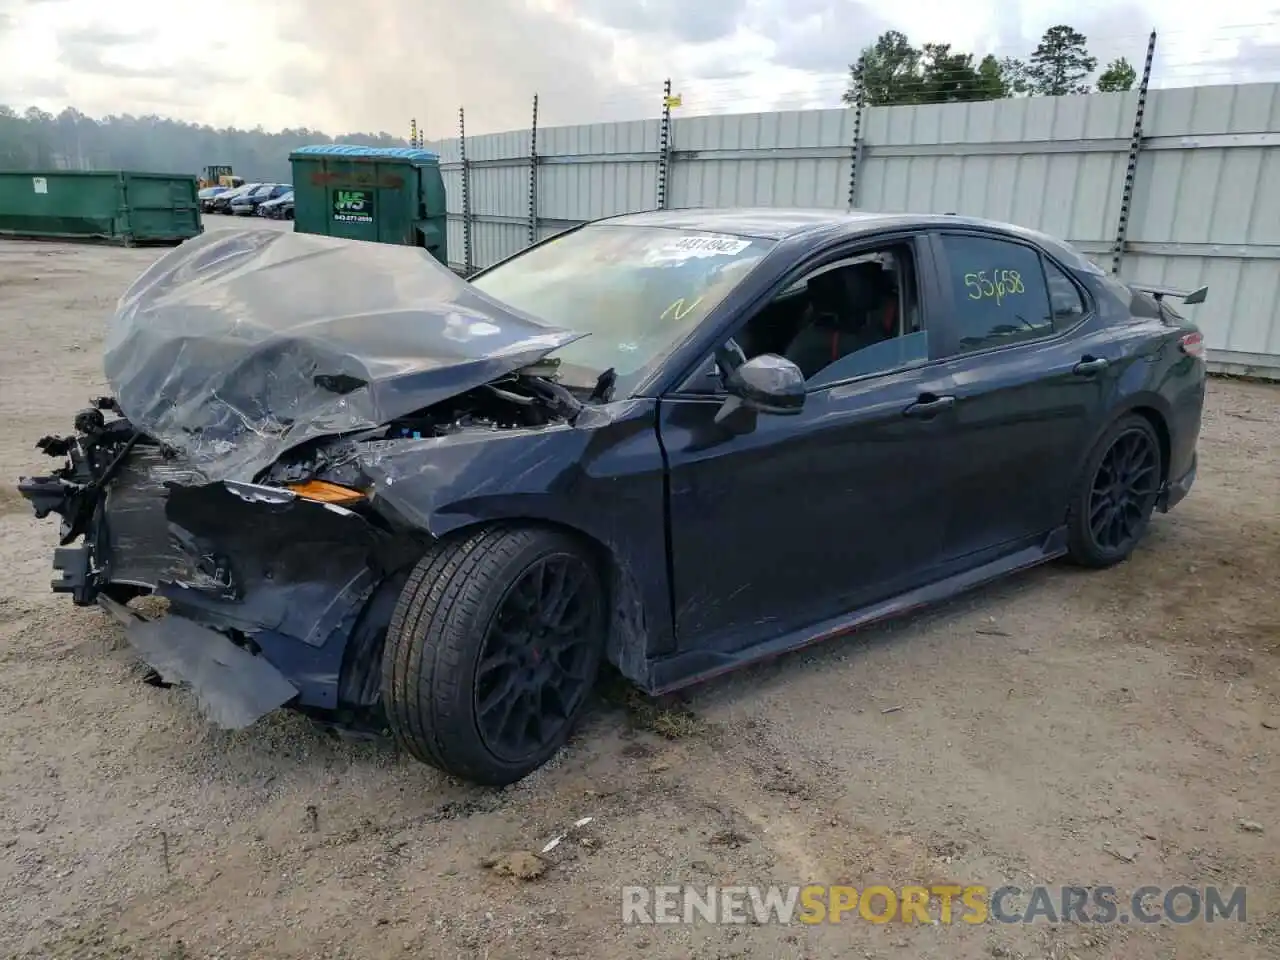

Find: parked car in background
258;190;294;220
197;186;229;213
231;183;291;217
17;210;1207;787
210;183;259;215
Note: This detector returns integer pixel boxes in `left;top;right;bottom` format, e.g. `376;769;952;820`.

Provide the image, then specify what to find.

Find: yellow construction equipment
199;165;245;189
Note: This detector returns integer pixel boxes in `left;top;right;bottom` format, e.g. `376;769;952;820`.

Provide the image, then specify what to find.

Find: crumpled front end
17;406;427;729
18;376;581;730
17;227;588;731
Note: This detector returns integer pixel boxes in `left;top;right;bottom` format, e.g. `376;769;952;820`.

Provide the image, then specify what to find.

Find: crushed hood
104;228;584;482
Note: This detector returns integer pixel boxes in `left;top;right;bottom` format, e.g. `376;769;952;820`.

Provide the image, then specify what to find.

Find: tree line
0;106;405;181
0;27;1137;177
844;25;1139;107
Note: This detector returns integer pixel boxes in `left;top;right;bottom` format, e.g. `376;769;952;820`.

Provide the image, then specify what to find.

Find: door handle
1073;356;1109;375
903;394;956;418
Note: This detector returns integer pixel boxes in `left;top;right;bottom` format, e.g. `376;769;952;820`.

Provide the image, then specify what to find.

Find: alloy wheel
1087;427;1160;554
474;553;602;762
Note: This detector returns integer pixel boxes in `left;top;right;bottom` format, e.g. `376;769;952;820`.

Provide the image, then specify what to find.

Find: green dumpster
289;144;446;264
0;170;202;245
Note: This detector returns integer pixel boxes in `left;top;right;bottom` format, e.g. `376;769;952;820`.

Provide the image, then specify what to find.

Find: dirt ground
0;219;1277;960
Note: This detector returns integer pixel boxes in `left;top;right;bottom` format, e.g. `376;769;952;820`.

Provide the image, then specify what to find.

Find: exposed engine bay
264;369;584;486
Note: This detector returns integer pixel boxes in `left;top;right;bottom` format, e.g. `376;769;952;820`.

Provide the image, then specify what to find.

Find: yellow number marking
963;269;1024;304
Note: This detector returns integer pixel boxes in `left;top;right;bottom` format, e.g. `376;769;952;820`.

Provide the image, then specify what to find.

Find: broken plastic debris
540;816;595;853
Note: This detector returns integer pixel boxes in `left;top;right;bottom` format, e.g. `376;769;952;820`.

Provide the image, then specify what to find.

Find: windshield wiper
589;367;617;403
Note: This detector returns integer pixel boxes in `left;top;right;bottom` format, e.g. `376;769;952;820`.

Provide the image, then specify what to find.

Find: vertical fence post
459;106;473;276
657;78;672;210
1111;29;1157;275
847;64;865;210
528;94;539;247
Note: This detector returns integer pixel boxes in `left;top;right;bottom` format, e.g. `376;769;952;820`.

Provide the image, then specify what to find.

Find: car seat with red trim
783;262;898;379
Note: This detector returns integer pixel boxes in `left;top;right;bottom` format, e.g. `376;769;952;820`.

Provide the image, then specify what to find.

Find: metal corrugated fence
426;83;1280;378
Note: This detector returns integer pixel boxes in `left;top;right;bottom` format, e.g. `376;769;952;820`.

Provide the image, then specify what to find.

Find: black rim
1088;427;1160;552
474;553;601;762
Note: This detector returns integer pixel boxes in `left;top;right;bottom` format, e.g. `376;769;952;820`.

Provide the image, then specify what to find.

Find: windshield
469;223;774;392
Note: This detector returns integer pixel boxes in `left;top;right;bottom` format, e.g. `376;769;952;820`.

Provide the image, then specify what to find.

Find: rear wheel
382;526;606;785
1066;414;1163;568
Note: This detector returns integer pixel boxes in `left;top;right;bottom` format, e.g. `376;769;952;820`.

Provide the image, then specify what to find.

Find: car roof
594;207;1098;274
599;207;896;239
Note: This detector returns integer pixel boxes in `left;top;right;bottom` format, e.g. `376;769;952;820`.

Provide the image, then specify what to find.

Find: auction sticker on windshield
669;235;752;255
645;234;753;266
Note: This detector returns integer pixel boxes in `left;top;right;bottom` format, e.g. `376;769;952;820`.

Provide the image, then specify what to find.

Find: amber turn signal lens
286;480;366;505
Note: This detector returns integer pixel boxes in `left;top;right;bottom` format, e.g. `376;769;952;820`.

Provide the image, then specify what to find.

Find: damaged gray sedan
19;209;1205;785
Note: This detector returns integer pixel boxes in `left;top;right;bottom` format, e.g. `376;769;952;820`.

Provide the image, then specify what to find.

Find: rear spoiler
1129;282;1208;305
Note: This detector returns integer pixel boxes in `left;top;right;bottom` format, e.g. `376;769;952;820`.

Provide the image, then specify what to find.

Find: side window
1045;259;1088;326
939;235;1053;353
734;242;928;387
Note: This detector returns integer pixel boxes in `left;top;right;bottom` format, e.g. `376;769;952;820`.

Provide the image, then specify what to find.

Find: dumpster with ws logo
288;144;446;265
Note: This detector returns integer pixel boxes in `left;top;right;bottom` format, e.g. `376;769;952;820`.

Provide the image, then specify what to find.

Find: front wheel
1066;414;1164;568
382;526;606;785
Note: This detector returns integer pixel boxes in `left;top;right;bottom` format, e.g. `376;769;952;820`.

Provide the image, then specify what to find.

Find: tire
1066;413;1163;568
382;525;607;785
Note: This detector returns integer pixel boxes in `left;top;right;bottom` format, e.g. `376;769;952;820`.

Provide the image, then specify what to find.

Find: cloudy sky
0;0;1277;136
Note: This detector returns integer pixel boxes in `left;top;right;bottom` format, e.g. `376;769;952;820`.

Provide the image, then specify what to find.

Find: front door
659;360;957;656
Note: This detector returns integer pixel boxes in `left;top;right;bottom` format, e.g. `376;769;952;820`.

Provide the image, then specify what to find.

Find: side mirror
717;354;805;424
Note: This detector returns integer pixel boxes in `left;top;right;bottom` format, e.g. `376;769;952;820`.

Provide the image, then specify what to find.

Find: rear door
927;230;1115;561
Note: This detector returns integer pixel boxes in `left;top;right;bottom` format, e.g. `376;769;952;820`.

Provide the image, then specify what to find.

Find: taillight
1179;332;1205;359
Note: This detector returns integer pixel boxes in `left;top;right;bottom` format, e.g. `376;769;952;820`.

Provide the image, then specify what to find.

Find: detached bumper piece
101;598;299;729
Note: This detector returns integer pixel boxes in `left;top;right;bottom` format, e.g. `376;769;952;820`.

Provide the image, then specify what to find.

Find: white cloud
0;0;1277;135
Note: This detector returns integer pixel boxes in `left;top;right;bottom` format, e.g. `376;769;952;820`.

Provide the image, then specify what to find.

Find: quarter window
1045;259;1087;325
940;235;1053;353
